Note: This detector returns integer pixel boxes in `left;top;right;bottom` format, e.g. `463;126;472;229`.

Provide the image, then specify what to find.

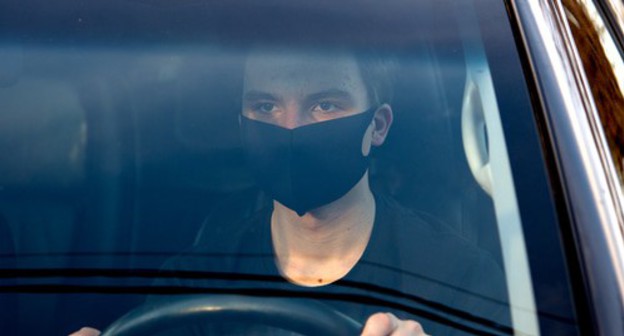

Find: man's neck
271;173;376;286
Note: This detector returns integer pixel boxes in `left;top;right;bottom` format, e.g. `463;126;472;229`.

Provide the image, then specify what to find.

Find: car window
0;0;581;335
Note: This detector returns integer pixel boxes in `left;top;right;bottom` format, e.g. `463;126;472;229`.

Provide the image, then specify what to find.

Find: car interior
0;1;511;334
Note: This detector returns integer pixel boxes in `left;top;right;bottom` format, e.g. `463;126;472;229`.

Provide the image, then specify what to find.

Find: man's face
239;49;393;215
242;50;371;129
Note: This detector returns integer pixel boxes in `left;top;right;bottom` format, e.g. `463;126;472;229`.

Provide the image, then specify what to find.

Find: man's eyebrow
306;89;354;102
243;91;278;101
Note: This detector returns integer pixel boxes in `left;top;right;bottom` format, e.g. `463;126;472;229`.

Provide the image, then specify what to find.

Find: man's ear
371;104;393;147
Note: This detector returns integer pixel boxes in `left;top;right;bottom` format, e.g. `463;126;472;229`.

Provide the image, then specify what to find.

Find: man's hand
69;327;101;336
361;312;428;336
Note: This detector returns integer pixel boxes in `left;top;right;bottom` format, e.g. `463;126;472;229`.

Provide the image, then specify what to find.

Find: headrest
0;78;86;188
0;46;23;88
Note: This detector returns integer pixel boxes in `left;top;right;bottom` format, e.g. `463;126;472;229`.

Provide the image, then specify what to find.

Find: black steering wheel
100;295;363;336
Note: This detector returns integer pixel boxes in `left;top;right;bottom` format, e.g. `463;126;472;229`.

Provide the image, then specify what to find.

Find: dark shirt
149;194;510;335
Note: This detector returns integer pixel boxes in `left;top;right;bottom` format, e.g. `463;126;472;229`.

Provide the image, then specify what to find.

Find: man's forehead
243;49;364;93
245;49;357;67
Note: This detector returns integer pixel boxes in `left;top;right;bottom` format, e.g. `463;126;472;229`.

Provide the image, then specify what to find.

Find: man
72;47;507;336
237;48;422;334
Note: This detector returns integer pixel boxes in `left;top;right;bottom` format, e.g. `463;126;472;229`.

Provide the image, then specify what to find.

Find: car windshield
0;0;580;335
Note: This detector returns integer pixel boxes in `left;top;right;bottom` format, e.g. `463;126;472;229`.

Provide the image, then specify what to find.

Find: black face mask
240;107;376;216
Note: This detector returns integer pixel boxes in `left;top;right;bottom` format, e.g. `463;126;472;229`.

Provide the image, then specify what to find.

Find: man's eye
313;102;338;113
255;103;275;113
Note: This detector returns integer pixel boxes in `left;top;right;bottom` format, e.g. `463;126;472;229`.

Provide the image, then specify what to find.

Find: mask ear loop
361;106;380;157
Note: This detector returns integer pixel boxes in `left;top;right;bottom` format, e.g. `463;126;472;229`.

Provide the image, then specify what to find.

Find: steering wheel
100;295;363;336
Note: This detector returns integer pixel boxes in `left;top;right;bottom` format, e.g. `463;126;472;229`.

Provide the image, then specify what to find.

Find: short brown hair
356;52;397;106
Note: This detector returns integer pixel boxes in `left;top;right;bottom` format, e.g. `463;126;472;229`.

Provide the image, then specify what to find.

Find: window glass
0;0;579;335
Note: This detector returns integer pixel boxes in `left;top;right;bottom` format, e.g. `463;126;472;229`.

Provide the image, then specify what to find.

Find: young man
73;47;507;336
238;48;423;335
